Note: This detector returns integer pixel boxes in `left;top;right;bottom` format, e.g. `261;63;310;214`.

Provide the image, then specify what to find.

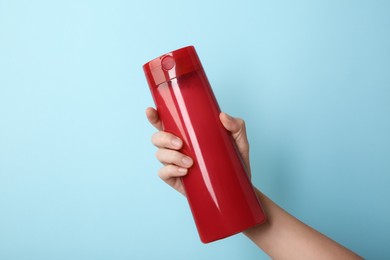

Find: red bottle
143;46;266;243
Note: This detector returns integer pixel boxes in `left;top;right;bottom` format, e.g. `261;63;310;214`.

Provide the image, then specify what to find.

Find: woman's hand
146;107;362;259
145;107;251;195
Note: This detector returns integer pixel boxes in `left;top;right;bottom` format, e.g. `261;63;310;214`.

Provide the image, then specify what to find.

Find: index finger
145;107;163;130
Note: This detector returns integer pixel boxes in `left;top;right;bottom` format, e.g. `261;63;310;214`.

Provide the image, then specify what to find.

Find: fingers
145;107;162;130
148;112;194;171
151;131;183;149
158;165;188;180
155;148;194;168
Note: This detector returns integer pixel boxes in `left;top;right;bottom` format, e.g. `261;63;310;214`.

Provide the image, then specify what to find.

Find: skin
146;107;363;259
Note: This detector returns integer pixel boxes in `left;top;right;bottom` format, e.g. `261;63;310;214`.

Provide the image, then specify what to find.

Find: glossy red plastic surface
143;46;266;243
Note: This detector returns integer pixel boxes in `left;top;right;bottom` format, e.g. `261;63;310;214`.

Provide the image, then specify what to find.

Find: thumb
219;112;247;140
219;112;250;173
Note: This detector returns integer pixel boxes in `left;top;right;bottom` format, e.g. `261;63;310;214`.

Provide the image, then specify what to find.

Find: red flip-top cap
143;46;203;87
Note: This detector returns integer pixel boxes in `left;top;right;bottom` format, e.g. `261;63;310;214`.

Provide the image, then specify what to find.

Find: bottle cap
143;46;203;86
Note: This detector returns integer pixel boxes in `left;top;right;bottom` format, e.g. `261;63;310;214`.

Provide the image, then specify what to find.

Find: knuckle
152;131;172;148
238;118;246;128
161;133;172;147
237;119;247;134
157;167;166;179
155;149;180;165
168;151;180;163
155;149;163;160
158;165;175;180
151;131;161;146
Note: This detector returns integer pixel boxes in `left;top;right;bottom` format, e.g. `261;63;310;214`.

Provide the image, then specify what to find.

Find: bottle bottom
200;214;267;244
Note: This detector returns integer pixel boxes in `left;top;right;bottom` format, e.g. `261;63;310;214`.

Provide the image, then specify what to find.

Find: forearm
243;188;362;259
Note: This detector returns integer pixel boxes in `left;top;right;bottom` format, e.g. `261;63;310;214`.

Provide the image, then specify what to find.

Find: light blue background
1;0;389;259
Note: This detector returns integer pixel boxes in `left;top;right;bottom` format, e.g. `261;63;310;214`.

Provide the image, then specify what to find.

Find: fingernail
178;167;188;174
181;157;193;166
171;137;182;148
